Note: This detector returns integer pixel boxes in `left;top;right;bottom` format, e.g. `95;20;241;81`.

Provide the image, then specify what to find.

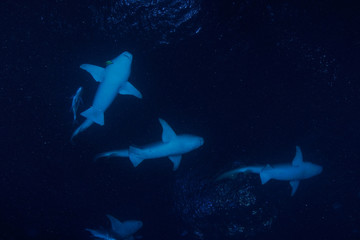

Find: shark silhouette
86;214;142;240
71;86;83;124
95;118;204;171
71;51;142;141
217;146;323;196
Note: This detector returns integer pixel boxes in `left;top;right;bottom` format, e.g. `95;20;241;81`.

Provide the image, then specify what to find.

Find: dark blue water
1;0;360;239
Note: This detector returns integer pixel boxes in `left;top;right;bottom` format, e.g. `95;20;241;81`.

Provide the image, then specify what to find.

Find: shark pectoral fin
119;82;143;99
81;107;104;126
129;146;144;167
80;64;105;82
169;155;182;171
260;171;271;184
129;154;144;168
158;118;177;142
290;180;300;196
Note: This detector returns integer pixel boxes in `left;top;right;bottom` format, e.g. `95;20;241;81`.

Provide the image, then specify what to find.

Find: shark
86;214;143;240
71;51;142;141
95;118;204;171
71;86;83;124
217;146;323;196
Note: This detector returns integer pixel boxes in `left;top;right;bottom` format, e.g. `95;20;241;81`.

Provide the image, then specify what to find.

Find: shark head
179;134;204;151
109;51;133;68
106;215;143;238
117;220;143;236
113;51;133;62
302;162;323;178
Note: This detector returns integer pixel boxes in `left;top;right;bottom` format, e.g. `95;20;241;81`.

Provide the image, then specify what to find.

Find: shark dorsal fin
264;164;272;170
159;118;177;143
106;215;124;234
292;146;303;166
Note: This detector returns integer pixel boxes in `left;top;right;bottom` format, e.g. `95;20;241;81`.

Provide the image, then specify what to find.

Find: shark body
95;118;204;171
71;51;142;140
218;146;323;196
86;214;142;240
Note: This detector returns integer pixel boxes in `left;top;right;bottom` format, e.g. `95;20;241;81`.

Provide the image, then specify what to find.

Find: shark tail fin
129;146;145;167
216;169;240;181
81;107;104;126
94;150;129;162
70;119;94;143
85;228;107;239
216;166;264;181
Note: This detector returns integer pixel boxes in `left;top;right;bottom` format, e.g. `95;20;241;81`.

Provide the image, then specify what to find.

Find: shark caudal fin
81;107;104;126
70;119;94;143
216;169;243;181
85;228;113;240
216;166;264;181
94;150;129;162
129;146;145;167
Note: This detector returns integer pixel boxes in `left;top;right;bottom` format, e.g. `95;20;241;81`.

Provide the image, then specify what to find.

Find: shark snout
122;51;133;59
136;221;143;229
199;137;204;146
310;164;323;176
317;165;323;175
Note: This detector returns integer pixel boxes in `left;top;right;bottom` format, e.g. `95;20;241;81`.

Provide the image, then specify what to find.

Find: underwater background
1;0;360;239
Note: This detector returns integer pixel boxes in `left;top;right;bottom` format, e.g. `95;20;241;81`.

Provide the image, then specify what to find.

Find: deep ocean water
1;0;360;239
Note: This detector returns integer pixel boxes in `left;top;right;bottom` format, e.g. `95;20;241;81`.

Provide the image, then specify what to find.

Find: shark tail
94;150;129;162
129;146;145;167
70;119;94;143
216;166;264;181
72;118;78;126
81;106;104;126
85;228;109;239
216;169;245;181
